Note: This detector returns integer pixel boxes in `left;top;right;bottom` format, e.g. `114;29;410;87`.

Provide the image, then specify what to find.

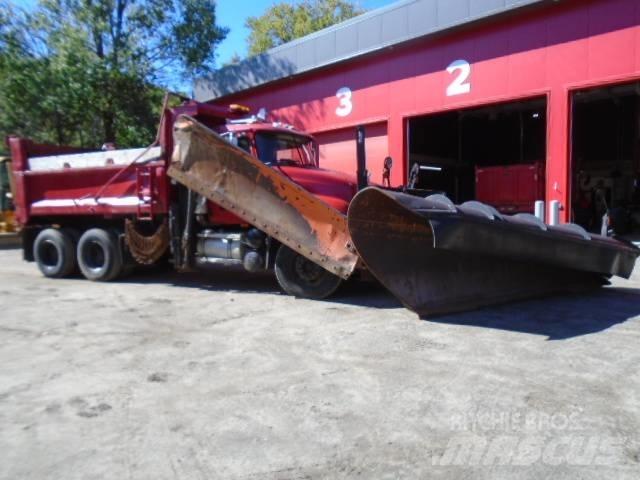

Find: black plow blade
347;188;639;317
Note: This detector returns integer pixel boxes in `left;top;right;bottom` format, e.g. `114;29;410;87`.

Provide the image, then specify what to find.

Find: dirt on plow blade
348;188;640;316
169;115;639;316
169;116;358;279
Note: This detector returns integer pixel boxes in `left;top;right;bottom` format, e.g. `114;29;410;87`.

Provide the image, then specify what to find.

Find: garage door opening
408;97;547;212
571;81;640;235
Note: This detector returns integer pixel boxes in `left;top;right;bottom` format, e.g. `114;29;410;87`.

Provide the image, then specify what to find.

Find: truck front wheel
274;245;342;300
33;228;77;278
77;228;123;281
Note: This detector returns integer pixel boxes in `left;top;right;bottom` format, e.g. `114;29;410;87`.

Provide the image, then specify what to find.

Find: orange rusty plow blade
168;115;358;279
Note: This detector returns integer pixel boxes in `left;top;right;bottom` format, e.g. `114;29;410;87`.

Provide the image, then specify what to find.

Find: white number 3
446;60;471;96
335;87;353;117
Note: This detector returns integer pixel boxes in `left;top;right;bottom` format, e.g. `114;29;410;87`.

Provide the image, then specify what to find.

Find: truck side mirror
383;156;392;187
221;132;238;147
408;162;420;189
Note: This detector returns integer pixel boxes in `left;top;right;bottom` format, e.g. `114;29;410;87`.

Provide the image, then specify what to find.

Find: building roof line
264;0;418;53
195;0;552;102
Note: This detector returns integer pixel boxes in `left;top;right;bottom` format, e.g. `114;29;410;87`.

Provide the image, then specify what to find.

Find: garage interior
572;81;640;235
407;97;547;207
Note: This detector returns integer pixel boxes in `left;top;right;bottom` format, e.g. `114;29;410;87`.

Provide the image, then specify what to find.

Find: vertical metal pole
356;125;368;191
406;119;411;186
601;213;610;237
456;113;462;202
181;188;196;269
534;201;545;222
519;109;524;164
548;200;561;226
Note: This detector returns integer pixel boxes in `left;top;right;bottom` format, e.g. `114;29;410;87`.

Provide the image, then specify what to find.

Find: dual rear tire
34;227;124;281
33;228;77;278
76;229;124;281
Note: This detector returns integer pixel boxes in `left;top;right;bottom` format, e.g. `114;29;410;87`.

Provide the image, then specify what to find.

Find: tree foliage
246;0;364;56
0;0;228;148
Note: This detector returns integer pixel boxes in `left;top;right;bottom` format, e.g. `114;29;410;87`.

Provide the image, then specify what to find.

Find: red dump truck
7;98;639;315
7;100;359;299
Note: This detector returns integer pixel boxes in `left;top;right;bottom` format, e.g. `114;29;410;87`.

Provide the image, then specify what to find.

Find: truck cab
221;122;357;213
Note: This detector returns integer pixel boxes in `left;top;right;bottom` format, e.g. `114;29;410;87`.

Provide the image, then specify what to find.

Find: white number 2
446;60;471;96
335;87;353;117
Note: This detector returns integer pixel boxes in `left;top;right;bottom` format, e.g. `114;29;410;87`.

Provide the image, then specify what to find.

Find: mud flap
347;188;613;317
124;219;169;265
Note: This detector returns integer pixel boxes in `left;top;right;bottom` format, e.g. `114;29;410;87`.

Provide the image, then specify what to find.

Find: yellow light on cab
229;104;251;114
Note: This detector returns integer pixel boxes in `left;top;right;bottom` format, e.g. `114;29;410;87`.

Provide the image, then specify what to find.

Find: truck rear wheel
274;245;342;299
77;228;123;281
33;228;77;278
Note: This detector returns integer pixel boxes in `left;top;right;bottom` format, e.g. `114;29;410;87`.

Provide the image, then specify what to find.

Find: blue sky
215;0;397;65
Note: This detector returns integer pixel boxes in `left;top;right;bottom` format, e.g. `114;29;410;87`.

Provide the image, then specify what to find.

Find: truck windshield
254;132;317;167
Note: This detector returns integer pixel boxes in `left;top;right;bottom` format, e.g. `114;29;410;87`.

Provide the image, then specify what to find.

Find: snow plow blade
168;115;638;316
347;188;639;316
168;115;358;279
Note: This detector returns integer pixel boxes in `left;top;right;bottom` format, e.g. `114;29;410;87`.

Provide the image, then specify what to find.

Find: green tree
0;0;228;147
246;0;364;56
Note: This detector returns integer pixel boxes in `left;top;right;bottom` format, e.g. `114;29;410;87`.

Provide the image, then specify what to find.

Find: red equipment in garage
475;162;545;214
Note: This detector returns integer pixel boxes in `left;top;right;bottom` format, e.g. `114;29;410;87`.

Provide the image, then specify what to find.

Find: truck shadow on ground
123;266;640;340
124;266;281;294
423;287;640;340
122;264;402;309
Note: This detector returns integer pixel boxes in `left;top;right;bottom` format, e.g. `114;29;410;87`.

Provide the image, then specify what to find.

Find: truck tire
274;245;342;299
77;228;123;281
33;228;77;278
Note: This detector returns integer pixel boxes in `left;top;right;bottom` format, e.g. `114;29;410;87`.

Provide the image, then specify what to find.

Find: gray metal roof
195;0;550;101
